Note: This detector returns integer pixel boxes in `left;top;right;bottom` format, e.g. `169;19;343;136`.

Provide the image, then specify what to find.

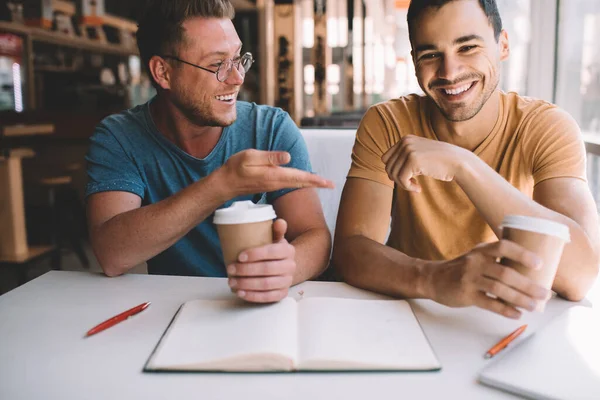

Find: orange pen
484;324;527;359
85;302;151;337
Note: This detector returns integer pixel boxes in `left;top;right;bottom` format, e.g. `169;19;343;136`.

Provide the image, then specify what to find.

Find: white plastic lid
213;201;276;225
500;215;570;242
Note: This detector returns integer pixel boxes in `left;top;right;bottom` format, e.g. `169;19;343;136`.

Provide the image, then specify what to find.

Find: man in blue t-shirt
85;0;334;303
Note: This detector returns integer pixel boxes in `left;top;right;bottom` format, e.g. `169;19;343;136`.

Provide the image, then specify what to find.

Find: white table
0;271;588;400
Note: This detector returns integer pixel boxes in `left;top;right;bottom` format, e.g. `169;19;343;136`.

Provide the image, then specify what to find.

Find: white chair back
300;129;356;237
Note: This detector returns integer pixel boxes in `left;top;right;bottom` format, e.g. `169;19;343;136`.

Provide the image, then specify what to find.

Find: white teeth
215;93;236;101
444;83;473;95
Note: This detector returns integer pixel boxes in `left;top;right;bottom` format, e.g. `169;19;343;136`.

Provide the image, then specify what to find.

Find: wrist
453;150;478;185
416;259;438;300
206;167;234;203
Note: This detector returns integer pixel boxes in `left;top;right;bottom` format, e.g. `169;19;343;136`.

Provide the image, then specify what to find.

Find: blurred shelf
102;13;138;32
2;123;55;137
0;246;55;264
0;21;138;56
52;0;76;15
0;20;29;35
33;66;80;73
232;0;257;11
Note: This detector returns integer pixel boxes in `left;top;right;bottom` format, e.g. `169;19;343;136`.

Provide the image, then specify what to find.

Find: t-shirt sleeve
85;122;146;199
347;106;394;188
523;106;587;185
267;111;313;203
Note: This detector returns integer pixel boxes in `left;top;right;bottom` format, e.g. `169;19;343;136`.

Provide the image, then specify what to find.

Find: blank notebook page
147;298;298;369
297;298;440;370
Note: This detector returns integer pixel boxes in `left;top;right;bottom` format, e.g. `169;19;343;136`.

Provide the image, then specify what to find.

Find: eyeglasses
161;52;254;82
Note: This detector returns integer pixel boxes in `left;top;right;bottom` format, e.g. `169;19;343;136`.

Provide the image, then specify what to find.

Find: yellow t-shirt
348;92;587;261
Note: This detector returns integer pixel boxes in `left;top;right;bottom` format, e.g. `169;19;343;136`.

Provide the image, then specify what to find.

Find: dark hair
407;0;503;42
136;0;235;85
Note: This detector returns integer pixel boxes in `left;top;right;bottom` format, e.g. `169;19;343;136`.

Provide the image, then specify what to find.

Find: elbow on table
330;245;356;284
558;261;599;302
90;239;128;277
95;253;128;277
102;266;124;278
560;288;590;303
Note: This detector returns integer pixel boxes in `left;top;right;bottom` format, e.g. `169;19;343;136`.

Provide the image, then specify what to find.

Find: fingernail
229;279;237;288
237;290;246;298
227;265;236;274
528;301;537;312
534;257;543;269
510;310;522;319
239;253;248;262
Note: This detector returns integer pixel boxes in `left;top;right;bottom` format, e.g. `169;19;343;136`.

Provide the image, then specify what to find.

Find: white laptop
478;306;600;400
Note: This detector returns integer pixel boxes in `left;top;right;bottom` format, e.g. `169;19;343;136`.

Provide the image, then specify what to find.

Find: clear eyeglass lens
216;60;231;82
216;54;254;82
240;54;253;72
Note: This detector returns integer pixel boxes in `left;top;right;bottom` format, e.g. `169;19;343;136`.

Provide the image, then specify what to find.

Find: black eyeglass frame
161;52;254;82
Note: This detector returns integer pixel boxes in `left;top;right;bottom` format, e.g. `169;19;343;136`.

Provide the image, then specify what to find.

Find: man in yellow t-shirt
332;0;600;319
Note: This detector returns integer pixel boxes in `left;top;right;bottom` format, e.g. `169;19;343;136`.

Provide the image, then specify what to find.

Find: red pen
85;302;151;337
484;324;527;359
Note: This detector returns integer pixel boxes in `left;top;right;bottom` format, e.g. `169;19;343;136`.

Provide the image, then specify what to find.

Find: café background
0;0;599;294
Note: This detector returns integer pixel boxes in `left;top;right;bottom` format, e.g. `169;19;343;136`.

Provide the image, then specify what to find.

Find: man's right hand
423;240;550;319
214;149;334;198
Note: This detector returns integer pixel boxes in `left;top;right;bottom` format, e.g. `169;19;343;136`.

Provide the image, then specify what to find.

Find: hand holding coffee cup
500;215;571;312
214;201;296;303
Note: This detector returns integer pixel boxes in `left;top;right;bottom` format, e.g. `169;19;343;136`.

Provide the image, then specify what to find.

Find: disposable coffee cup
500;215;570;312
213;201;276;267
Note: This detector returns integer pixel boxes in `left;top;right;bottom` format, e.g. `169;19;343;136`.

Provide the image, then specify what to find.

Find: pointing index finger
270;167;335;189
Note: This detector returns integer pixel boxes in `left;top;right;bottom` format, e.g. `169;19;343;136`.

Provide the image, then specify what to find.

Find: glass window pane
555;0;600;136
497;0;532;93
556;0;600;210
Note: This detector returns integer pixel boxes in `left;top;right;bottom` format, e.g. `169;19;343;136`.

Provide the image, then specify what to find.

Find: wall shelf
231;0;257;11
0;21;137;56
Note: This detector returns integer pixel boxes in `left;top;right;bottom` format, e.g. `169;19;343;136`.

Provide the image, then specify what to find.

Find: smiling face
163;17;244;127
410;0;509;122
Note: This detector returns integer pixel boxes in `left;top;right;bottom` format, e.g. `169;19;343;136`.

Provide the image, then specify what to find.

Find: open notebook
144;297;441;372
478;306;600;400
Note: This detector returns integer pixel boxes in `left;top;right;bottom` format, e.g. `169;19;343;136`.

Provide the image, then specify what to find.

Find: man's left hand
227;219;296;303
382;135;469;192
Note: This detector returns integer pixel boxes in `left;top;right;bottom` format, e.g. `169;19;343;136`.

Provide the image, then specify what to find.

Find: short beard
190;112;237;127
428;72;498;122
174;94;236;127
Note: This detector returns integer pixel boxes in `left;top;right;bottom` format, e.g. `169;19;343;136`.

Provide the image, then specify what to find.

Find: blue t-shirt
85;98;312;277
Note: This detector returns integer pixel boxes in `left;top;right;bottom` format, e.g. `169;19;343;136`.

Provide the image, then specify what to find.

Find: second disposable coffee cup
500;215;570;312
213;201;276;267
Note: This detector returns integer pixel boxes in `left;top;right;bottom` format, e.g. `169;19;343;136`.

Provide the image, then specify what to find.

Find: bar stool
0;148;57;285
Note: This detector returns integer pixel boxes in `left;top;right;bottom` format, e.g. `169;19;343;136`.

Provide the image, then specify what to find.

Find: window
555;0;600;215
555;0;600;136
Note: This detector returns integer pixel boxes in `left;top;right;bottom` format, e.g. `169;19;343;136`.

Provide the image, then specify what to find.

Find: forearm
91;173;228;276
457;156;599;299
458;156;549;235
332;235;429;299
290;227;332;285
